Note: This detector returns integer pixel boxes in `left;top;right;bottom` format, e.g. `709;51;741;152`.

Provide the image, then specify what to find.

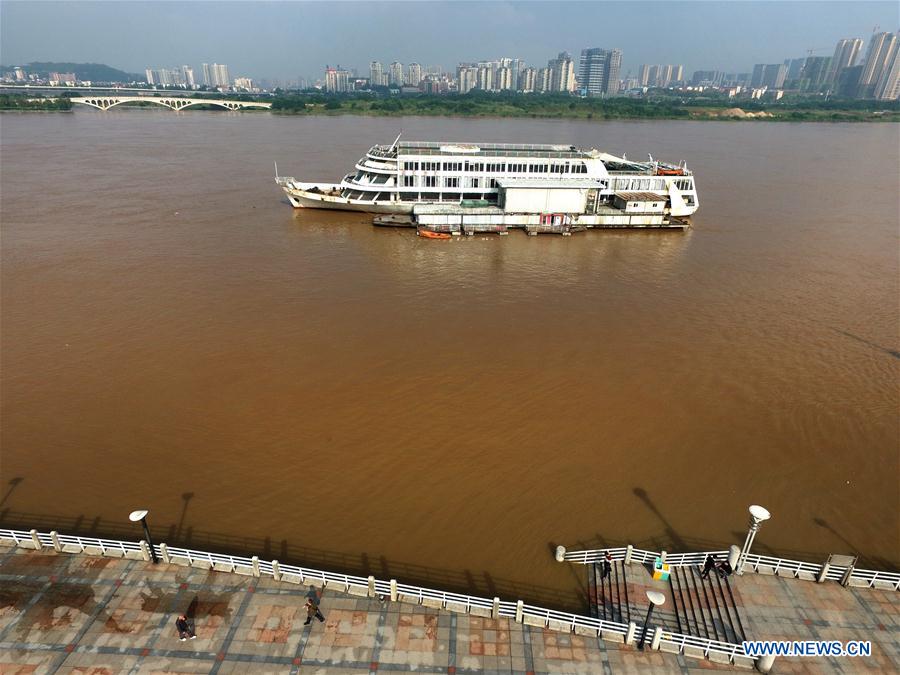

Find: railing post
624;544;633;565
139;540;151;562
50;531;62;552
625;622;637;645
660;550;667;564
389;579;398;602
159;543;171;564
29;529;41;550
651;626;663;650
251;556;260;577
272;560;281;581
817;562;830;583
367;575;376;598
491;597;500;619
515;600;524;623
756;653;776;673
555;546;566;562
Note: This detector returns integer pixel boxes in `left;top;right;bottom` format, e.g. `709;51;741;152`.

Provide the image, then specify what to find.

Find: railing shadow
0;507;589;613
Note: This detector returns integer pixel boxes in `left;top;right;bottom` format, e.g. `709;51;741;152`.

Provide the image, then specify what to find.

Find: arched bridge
71;96;272;111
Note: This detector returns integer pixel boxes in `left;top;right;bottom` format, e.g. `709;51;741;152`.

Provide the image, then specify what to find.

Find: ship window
445;177;459;188
403;175;416;187
424;161;440;171
425;176;437;187
471;178;480;188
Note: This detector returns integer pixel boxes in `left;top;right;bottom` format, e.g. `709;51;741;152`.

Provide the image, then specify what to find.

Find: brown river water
1;111;898;610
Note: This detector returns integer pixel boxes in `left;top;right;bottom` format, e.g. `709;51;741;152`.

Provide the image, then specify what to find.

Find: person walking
701;554;716;579
304;598;325;626
600;552;612;580
175;613;196;641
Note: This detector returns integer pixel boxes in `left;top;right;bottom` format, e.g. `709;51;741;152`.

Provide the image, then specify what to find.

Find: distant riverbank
3;91;898;122
270;93;900;123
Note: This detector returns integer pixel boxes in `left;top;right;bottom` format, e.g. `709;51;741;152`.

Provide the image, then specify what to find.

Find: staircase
589;561;631;624
667;565;747;643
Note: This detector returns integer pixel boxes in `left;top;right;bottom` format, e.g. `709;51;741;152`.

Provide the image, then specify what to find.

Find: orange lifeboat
417;229;451;240
656;168;684;176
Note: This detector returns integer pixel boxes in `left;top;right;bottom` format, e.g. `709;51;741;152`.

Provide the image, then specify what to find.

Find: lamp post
737;505;771;576
637;590;665;651
129;509;159;564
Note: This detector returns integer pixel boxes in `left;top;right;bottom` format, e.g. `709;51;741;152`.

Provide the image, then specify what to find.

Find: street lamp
737;505;771;576
637;590;665;650
129;509;159;564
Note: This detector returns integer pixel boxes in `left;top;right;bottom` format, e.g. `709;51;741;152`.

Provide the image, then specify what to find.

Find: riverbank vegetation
0;94;72;110
271;91;900;122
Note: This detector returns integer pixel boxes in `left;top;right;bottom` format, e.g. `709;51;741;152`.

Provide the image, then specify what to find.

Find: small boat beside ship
277;136;698;233
416;228;452;240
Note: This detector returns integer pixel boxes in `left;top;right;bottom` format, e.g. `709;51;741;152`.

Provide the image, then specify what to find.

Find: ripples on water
1;112;897;608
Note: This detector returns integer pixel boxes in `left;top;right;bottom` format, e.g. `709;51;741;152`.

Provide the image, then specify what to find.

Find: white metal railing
562;544;900;590
0;527;759;664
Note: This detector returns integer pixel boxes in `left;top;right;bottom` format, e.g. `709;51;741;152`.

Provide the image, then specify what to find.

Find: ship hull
283;185;414;214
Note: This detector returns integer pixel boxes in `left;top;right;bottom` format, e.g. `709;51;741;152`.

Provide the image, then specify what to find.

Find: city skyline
2;1;897;82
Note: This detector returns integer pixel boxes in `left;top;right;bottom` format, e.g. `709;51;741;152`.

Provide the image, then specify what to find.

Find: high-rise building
578;48;621;95
637;64;681;88
548;52;576;93
751;64;786;89
536;67;551;93
638;64;651;86
145;69;155;85
518;67;536;93
369;61;384;87
858;32;898;98
233;77;254;91
182;66;195;88
799;56;831;89
201;63;212;87
875;40;900;100
389;62;404;86
213;64;230;87
406;63;422;87
784;58;806;82
325;67;350;93
826;38;864;85
456;65;478;94
836;65;864;97
691;70;724;87
476;65;493;91
496;66;513;91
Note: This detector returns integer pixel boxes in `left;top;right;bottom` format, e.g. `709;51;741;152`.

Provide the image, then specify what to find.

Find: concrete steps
589;561;631;624
668;565;747;643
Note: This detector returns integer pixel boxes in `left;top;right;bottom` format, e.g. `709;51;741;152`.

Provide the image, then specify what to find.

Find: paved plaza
0;543;897;673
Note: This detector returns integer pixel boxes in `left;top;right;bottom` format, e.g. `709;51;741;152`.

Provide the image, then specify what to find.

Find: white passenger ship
276;135;698;219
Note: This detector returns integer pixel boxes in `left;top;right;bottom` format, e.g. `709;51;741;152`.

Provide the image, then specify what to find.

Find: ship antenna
389;131;402;152
274;160;279;179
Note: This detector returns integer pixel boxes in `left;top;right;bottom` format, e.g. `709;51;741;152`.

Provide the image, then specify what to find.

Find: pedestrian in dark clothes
304;598;325;625
600;552;612;580
701;554;717;579
175;614;196;640
717;560;733;579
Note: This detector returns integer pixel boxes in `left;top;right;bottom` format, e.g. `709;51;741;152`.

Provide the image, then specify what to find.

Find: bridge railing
1;526;757;665
561;544;900;590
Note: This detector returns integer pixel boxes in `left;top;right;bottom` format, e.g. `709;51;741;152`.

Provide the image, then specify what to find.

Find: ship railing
560;545;900;590
1;526;758;664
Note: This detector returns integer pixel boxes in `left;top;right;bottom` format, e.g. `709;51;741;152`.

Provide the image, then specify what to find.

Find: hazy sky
2;1;897;81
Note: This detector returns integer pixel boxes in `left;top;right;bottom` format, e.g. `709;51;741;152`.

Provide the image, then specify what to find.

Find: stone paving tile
2;544;898;673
